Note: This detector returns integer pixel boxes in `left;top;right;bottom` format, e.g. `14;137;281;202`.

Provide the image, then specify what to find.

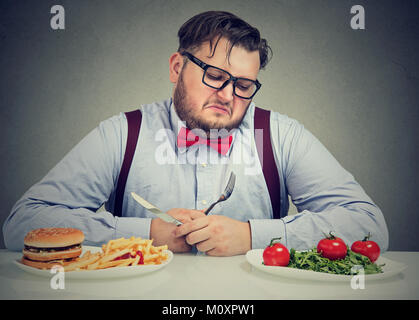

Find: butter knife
131;192;183;226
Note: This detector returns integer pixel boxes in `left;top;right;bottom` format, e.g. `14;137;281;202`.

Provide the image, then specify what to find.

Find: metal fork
204;171;236;215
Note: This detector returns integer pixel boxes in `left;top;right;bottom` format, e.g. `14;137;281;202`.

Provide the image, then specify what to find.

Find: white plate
13;246;173;279
246;249;407;282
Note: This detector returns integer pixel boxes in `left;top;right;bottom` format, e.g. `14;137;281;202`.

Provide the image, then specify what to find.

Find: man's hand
173;214;252;256
149;208;205;253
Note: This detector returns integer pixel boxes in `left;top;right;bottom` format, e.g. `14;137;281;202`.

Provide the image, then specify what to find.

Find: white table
0;250;417;300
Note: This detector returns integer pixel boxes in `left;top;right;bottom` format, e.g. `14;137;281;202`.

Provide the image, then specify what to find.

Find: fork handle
204;200;220;215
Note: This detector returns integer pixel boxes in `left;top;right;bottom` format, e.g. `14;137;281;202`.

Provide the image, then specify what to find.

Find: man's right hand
149;208;205;253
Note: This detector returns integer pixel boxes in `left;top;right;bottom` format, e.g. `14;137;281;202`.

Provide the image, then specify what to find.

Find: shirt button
201;200;207;205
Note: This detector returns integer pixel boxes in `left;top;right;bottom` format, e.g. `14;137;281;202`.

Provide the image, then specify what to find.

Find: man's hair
177;11;272;69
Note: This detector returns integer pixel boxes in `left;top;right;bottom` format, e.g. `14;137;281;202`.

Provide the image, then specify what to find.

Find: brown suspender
253;107;282;219
114;110;142;217
113;107;281;218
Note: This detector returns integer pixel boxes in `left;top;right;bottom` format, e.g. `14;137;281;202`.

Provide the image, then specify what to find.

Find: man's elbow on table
375;220;390;253
2;202;32;251
2;216;22;251
363;205;390;253
350;206;390;253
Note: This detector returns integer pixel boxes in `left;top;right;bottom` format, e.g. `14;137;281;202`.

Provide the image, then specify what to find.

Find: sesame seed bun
23;228;85;248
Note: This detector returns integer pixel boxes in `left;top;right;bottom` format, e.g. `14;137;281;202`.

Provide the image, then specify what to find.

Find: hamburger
22;228;85;269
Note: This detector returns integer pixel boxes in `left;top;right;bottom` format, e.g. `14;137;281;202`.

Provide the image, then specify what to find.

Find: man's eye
206;73;223;81
236;83;252;91
236;84;250;90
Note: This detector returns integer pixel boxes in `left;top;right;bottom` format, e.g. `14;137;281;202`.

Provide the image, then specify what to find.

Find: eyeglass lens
204;67;257;98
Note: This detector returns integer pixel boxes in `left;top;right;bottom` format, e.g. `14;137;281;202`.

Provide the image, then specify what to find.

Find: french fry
132;255;140;266
100;248;130;264
144;253;159;262
153;244;168;251
98;257;135;269
64;236;168;271
64;252;101;271
86;260;101;270
144;240;152;256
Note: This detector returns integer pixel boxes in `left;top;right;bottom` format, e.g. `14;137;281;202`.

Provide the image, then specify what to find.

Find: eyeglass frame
180;51;262;99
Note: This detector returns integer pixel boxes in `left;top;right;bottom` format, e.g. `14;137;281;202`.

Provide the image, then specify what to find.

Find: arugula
287;247;384;275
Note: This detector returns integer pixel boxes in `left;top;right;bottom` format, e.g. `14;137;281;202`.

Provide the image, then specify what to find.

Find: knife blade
131;192;183;226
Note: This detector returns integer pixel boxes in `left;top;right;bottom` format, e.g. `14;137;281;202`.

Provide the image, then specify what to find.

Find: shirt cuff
114;217;152;240
249;219;287;249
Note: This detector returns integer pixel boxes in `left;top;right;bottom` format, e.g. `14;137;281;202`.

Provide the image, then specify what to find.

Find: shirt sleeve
250;113;389;252
2;113;151;251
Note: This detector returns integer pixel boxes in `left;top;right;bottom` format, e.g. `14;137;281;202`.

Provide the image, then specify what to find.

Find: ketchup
113;250;144;264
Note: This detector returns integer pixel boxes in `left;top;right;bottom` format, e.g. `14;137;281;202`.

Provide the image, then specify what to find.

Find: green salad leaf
287;247;384;275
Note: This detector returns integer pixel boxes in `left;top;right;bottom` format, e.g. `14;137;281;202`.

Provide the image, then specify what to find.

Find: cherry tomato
317;232;347;260
263;238;290;266
351;233;380;262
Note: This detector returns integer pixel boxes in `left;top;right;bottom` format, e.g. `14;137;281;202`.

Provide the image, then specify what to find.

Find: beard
173;68;248;135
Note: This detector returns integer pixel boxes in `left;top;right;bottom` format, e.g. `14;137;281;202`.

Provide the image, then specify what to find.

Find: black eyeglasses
181;52;261;99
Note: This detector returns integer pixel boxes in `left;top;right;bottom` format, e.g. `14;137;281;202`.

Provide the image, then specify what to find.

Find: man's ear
169;52;184;84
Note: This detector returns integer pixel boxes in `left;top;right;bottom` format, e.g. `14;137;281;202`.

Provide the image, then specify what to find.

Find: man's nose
216;80;234;103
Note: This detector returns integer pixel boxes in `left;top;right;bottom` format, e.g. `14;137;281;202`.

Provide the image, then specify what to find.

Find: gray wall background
1;0;418;250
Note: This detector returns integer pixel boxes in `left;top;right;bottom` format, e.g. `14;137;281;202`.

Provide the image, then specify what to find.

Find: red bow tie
177;127;233;155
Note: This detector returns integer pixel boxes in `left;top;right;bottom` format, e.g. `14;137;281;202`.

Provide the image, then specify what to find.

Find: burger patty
24;243;82;253
22;256;76;263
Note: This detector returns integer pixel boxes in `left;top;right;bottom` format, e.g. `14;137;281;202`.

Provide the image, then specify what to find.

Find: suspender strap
254;107;282;219
114;109;142;217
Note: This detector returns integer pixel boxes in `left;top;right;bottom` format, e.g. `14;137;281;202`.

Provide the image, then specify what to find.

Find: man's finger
189;209;206;220
173;217;209;238
196;238;216;253
166;208;206;223
185;227;211;246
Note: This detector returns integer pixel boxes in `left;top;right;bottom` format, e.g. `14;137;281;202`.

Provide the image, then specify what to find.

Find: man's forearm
282;203;389;252
3;196;152;251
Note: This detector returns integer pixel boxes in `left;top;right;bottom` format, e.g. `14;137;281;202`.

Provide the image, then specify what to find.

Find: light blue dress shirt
3;98;389;252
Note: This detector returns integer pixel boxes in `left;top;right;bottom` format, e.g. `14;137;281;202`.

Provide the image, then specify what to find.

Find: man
3;11;389;256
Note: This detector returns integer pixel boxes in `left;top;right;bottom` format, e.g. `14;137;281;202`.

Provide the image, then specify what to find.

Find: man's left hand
173;214;251;256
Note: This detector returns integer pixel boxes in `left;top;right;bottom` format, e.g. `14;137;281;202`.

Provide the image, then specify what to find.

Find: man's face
171;37;260;134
